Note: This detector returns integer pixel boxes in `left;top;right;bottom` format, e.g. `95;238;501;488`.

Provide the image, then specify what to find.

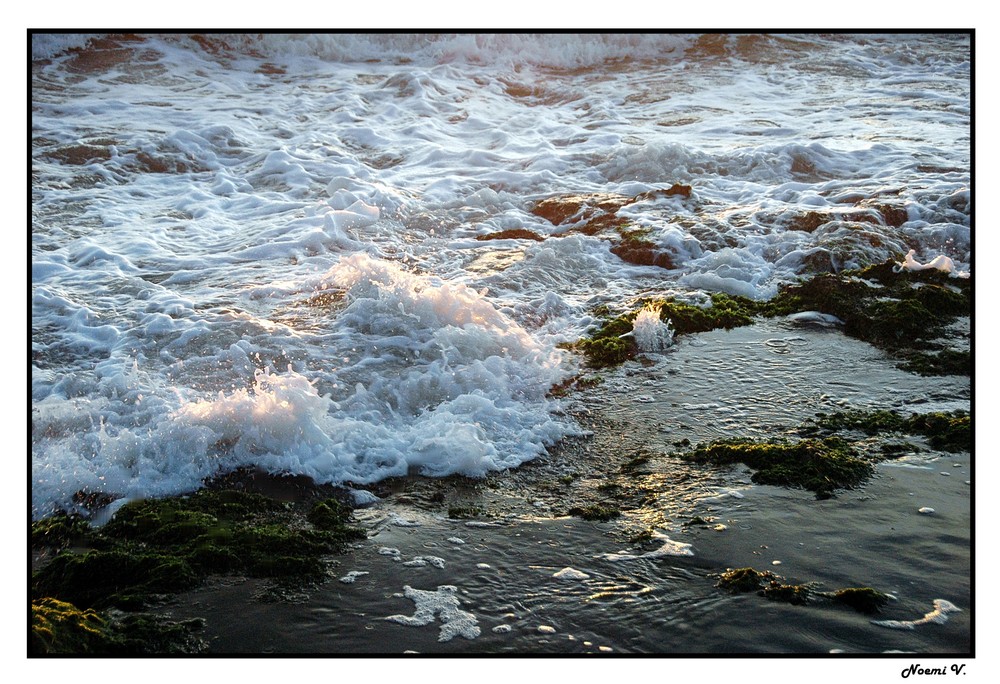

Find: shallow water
157;320;971;655
30;33;971;655
164;446;970;655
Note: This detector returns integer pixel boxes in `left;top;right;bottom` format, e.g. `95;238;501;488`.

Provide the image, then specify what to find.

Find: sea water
31;33;970;519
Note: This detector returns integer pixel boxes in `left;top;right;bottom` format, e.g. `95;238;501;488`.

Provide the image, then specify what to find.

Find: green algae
898;348;970;377
575;335;631;368
567;503;621;521
307;497;354;531
715;569;889;615
683;437;873;499
810;409;970;453
31;512;91;550
31;597;206;655
627;529;656;545
655;293;758;335
31;597;115;654
716;567;813;604
569;261;966;370
716;567;779;593
447;505;484;519
31;487;365;611
475;228;545;242
761;582;813;605
572;293;761;367
763;260;970;375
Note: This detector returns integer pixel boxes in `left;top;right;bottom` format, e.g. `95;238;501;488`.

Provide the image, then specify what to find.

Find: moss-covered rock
827;587;890;614
31;487;365;611
657;293;758;334
716;567;779;593
567;504;621;522
764;259;970;375
31;598;206;655
897;349;970;377
31;512;91;550
566;257;969;374
715;569;887;613
31;597;115;654
716;567;811;604
447;505;484;519
475;228;545;242
761;582;812;605
682;437;873;499
810;409;970;453
572;293;761;367
307;497;353;531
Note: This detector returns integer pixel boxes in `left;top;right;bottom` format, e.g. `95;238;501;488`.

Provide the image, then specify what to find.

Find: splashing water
631;303;675;352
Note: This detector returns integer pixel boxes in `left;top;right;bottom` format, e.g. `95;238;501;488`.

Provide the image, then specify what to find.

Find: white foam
629;303;675;352
386;585;480;642
390;515;423;528
403;556;446;569
898;249;956;274
350;489;380;506
598;531;694;561
339;571;369;584
872;599;962;630
553;567;591;580
31;33;971;519
787;311;844;326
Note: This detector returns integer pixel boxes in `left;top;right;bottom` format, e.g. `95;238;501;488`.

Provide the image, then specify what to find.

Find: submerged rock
808;409;970;453
682;437;873;499
32;482;366;612
716;569;889;615
475;228;545;242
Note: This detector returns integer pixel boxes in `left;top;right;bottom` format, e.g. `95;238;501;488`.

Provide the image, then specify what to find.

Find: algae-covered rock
828;587;890;614
475;228;545;242
761;582;812;605
567;504;621;522
716;567;779;593
31;597;207;655
683;437;873;499
765;259;970;376
715;569;891;615
31;512;91;550
31;597;114;654
32;486;365;611
810;409;970;453
571;293;760;368
566;257;968;375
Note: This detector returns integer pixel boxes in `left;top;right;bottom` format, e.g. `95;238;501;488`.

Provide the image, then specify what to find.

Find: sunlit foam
630;303;675;352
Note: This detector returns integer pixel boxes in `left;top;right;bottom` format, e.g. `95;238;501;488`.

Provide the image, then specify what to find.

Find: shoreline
31;316;971;655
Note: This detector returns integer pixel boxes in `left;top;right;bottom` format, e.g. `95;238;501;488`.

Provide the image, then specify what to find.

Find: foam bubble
898;249;956;274
598;531;694;561
339;571;369;584
872;599;962;630
386;585;480;642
